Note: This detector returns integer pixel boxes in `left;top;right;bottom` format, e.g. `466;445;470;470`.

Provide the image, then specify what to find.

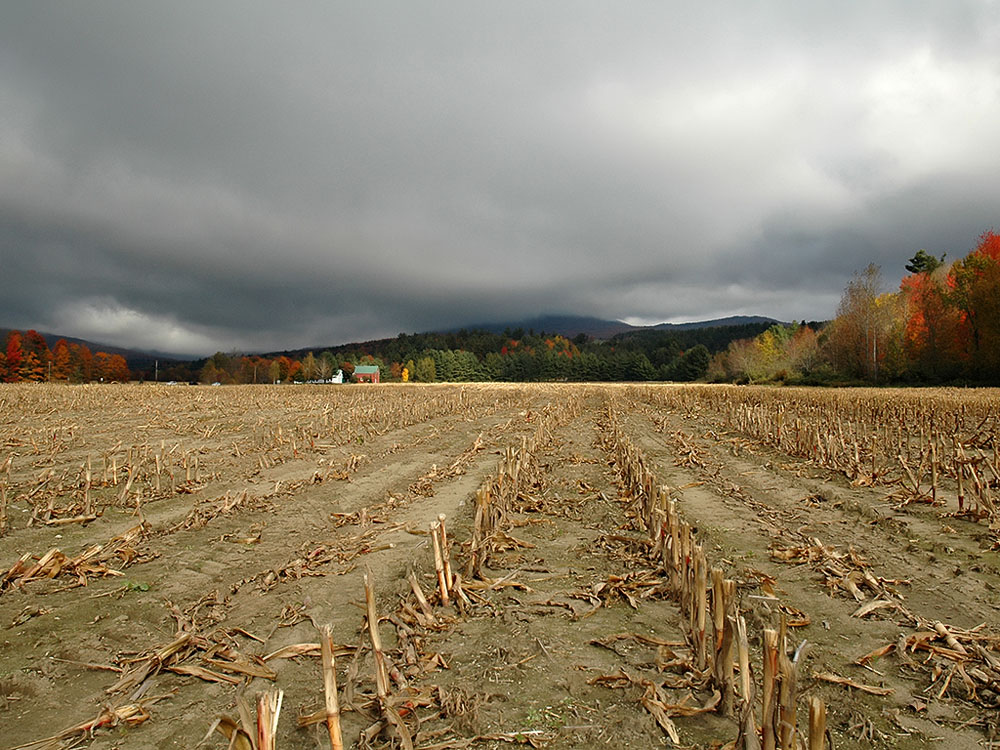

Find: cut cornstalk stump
256;689;283;750
364;567;390;699
406;568;437;624
777;648;798;749
319;624;344;750
430;521;450;606
762;628;779;750
808;696;826;750
438;512;454;589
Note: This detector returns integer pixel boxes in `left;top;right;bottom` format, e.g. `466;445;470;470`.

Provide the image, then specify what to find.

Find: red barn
354;365;380;383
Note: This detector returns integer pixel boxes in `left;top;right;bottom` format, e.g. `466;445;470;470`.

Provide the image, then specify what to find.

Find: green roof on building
354;365;379;374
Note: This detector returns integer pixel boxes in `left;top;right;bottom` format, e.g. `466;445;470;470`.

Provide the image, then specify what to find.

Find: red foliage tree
4;331;24;382
974;229;1000;262
19;330;50;380
947;230;1000;378
899;271;965;379
272;356;300;382
23;330;50;363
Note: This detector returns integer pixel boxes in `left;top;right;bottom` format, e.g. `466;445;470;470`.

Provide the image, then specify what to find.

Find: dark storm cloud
2;2;998;354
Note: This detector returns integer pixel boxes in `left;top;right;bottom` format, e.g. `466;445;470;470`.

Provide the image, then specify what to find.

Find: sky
2;2;999;357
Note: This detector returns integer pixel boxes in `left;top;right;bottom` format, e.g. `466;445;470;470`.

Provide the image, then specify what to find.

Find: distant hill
5;313;790;371
458;315;633;340
650;315;781;331
456;314;782;340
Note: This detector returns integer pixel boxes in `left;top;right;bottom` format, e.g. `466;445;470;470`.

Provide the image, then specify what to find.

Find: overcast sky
2;2;998;356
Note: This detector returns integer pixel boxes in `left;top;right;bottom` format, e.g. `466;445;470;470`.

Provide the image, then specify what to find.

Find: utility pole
155;360;158;382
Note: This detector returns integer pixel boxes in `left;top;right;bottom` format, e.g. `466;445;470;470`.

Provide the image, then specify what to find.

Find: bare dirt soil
1;383;997;749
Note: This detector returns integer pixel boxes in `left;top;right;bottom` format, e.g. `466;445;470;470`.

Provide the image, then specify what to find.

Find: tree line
7;228;994;387
1;330;130;383
709;229;1000;385
156;320;783;385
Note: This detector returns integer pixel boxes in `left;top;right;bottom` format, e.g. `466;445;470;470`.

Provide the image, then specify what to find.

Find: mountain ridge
454;314;783;340
4;313;787;365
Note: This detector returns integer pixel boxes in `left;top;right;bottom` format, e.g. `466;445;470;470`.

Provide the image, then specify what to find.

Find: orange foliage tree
4;331;24;382
21;351;45;381
51;339;72;380
106;354;131;382
899;270;964;380
69;343;94;382
93;351;112;381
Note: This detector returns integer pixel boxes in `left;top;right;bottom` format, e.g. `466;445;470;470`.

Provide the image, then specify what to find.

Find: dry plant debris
2;383;999;749
1;521;150;593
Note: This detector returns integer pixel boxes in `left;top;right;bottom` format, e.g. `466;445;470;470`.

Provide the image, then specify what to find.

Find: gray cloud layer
2;2;998;355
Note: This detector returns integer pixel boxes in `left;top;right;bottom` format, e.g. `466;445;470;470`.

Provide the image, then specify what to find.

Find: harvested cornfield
1;383;998;749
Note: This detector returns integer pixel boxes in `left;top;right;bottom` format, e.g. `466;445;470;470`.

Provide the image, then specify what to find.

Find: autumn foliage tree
21;350;45;381
815;229;1000;384
93;351;112;381
111;354;130;381
5;331;24;382
899;263;964;380
824;264;902;381
70;343;94;382
0;331;132;382
200;360;220;384
300;351;318;381
709;323;821;383
51;339;72;380
946;230;1000;380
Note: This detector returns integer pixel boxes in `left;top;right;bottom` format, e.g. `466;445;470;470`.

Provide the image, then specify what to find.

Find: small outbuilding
354;365;380;383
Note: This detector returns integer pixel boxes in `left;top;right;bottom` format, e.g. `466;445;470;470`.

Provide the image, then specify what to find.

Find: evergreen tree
452;350;478;381
674;345;711;381
483;352;502;381
431;349;455;381
905;249;946;275
629;352;657;381
414;356;436;382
